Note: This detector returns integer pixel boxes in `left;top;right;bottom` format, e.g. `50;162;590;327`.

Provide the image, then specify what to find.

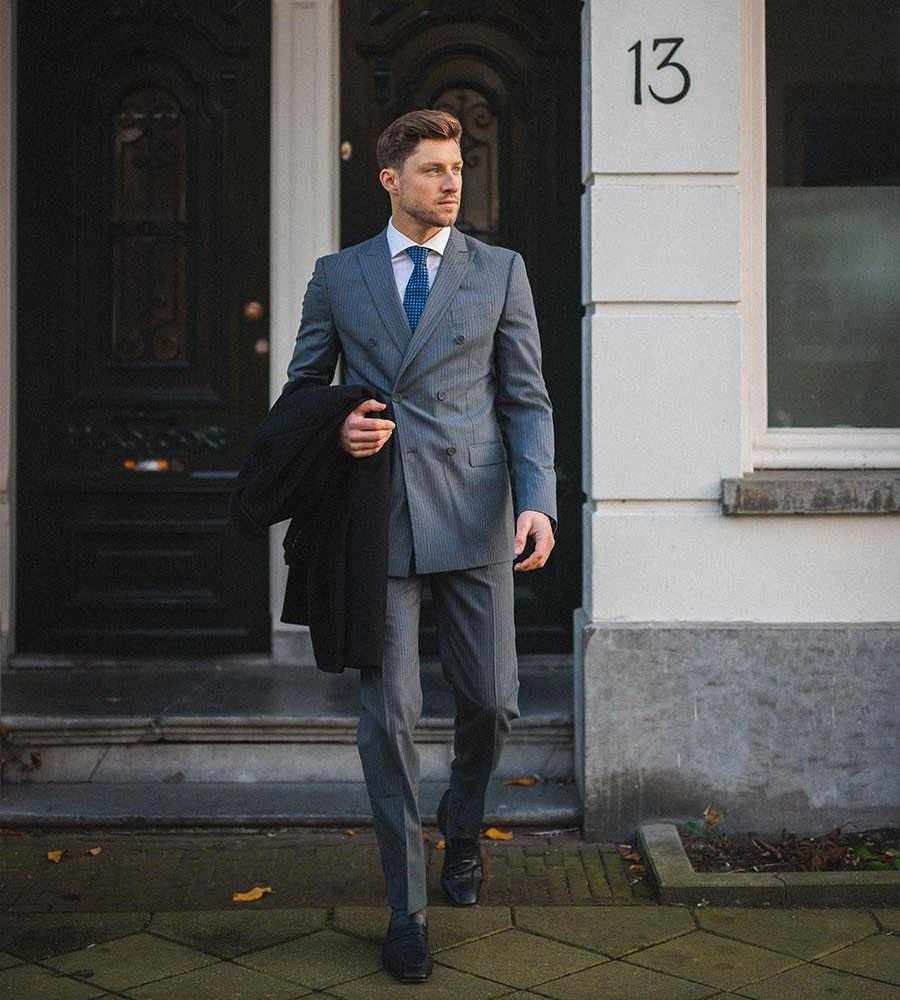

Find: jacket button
455;334;465;344
367;337;377;346
437;390;447;400
392;392;402;402
446;446;456;456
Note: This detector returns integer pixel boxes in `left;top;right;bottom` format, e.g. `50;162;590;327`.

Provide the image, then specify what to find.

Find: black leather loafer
437;788;484;906
441;836;484;905
382;910;433;983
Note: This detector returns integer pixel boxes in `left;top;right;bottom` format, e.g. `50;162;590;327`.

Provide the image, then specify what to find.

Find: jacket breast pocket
468;440;507;467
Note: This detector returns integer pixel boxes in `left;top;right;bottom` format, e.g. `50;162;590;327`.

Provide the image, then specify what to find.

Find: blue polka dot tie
402;246;430;332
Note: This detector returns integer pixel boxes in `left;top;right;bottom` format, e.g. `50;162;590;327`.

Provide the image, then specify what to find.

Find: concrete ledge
721;469;900;514
640;822;900;908
0;779;582;828
1;714;572;745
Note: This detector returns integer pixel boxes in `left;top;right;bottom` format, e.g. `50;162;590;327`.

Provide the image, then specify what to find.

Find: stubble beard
400;194;459;230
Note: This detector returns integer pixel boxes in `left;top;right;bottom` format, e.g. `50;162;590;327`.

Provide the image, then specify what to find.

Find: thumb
514;517;530;554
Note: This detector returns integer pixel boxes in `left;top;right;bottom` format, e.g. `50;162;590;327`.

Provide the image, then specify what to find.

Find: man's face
381;137;463;228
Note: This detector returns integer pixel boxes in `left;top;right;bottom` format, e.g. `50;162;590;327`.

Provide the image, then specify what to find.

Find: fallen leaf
435;839;446;850
422;832;432;843
86;847;102;856
503;775;540;786
703;800;726;827
559;774;576;785
47;850;64;863
623;851;642;861
617;843;632;850
103;696;122;703
483;827;513;840
344;829;356;836
232;886;272;902
628;863;645;871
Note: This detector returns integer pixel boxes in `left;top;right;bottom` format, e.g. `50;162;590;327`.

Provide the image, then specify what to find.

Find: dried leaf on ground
680;825;899;873
232;886;272;902
483;827;513;840
503;775;540;786
47;850;64;863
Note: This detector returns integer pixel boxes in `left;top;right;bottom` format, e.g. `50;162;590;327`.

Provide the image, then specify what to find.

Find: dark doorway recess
340;0;583;654
16;0;272;654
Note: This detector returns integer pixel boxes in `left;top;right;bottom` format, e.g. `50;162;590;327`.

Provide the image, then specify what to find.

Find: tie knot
406;245;429;268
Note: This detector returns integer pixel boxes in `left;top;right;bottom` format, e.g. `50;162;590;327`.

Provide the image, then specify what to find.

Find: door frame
1;0;15;663
269;0;340;633
0;0;340;658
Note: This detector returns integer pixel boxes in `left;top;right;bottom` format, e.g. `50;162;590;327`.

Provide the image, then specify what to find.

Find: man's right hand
339;398;395;458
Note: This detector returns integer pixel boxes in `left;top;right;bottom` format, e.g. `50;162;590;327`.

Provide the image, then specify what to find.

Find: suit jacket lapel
358;229;413;357
396;226;470;382
357;225;471;382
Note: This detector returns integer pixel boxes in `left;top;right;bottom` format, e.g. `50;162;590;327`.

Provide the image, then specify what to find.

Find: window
752;1;900;466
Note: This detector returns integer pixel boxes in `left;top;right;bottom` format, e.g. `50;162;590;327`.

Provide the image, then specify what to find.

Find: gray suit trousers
356;559;520;913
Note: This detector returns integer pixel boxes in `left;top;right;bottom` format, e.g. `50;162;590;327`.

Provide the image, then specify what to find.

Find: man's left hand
513;511;555;571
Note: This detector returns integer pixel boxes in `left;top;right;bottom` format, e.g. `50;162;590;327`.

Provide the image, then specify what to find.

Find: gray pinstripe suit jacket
283;223;557;576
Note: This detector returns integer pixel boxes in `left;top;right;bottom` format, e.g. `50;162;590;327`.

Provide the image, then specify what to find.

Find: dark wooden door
16;0;272;654
340;0;582;653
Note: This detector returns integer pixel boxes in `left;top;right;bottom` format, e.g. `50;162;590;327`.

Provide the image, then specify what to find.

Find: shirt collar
387;216;452;259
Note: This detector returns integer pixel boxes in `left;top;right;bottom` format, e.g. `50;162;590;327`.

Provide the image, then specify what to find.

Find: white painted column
580;0;743;626
269;0;340;631
0;0;15;664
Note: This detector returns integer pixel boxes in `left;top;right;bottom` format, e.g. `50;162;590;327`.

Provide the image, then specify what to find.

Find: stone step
1;654;574;785
0;779;582;829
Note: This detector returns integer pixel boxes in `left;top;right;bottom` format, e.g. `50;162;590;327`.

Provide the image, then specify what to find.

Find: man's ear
379;166;397;195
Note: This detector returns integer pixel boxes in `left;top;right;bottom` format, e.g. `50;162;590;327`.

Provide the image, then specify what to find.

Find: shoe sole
384;959;434;982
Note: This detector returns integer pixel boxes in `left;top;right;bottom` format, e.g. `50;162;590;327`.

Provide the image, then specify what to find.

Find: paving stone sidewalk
1;827;898;998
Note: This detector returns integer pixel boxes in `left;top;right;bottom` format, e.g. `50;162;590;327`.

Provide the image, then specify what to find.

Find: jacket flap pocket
468;440;506;467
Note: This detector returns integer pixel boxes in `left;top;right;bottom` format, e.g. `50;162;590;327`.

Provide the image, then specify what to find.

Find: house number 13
628;38;691;104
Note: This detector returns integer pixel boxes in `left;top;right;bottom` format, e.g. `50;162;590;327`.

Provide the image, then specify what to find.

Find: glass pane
111;88;188;365
433;86;499;243
765;0;900;428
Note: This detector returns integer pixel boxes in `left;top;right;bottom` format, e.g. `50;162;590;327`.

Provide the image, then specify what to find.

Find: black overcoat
230;377;391;673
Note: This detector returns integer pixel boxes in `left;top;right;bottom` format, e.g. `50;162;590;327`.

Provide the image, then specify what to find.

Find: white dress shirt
386;216;451;305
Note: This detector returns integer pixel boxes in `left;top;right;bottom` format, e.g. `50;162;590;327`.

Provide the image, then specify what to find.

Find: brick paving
0;827;653;912
1;827;898;999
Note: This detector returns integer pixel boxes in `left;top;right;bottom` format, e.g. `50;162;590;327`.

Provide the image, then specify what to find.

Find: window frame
743;1;900;470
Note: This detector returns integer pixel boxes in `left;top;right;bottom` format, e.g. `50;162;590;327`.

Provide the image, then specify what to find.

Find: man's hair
376;109;462;172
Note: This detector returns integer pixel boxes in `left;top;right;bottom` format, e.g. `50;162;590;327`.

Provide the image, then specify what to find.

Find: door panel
16;0;272;654
340;0;583;653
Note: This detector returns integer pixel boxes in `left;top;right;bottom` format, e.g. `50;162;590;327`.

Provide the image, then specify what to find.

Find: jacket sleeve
282;256;341;393
493;251;558;535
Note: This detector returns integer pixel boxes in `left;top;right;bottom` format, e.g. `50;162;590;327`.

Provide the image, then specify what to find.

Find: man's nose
442;172;460;190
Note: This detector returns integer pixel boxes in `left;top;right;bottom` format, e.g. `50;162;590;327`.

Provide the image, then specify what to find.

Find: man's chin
408;206;458;228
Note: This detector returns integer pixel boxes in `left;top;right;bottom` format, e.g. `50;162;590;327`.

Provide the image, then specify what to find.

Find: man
284;108;556;983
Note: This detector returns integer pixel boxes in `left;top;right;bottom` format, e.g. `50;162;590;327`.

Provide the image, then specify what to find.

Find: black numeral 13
628;37;691;104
